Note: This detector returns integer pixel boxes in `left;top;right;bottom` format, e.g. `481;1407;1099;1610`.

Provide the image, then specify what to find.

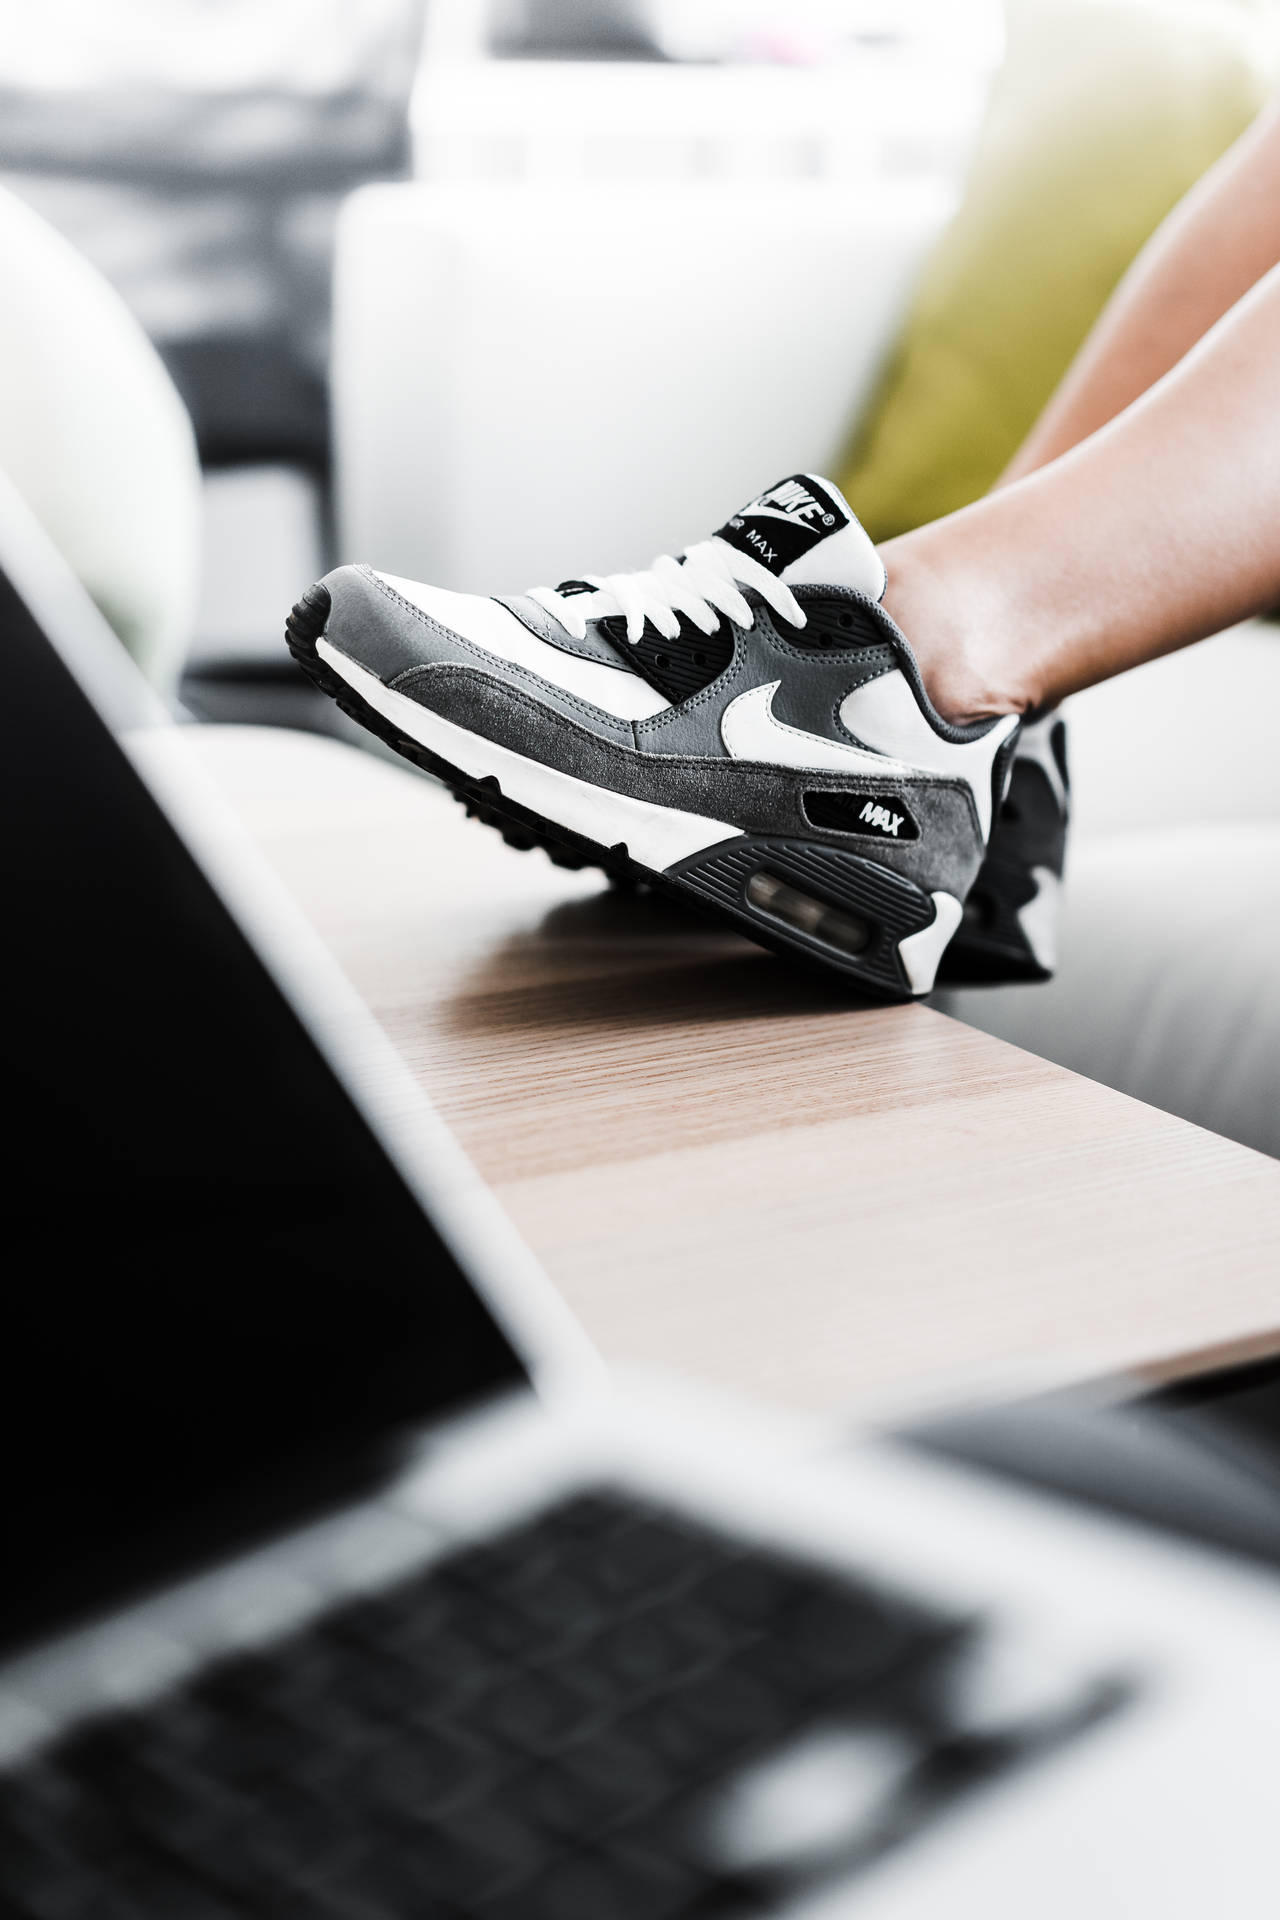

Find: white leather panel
1017;867;1062;973
780;514;887;599
375;572;670;721
839;673;1019;838
721;681;912;777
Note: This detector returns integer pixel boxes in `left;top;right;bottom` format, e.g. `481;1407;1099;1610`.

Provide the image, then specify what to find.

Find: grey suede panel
319;564;635;747
495;594;633;672
633;601;898;759
394;663;983;898
320;565;439;682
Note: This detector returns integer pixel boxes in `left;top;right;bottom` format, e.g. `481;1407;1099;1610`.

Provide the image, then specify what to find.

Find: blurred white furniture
0;184;200;688
0;180;327;698
188;465;324;671
410;50;996;187
333;175;956;591
335;31;1000;589
939;623;1280;1160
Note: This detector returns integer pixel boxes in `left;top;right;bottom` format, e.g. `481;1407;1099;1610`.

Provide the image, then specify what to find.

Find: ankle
878;531;1035;727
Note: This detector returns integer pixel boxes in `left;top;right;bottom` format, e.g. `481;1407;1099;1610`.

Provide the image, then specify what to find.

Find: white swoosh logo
720;681;912;777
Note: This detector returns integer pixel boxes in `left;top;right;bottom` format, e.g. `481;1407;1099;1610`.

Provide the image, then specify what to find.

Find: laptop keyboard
0;1490;1126;1919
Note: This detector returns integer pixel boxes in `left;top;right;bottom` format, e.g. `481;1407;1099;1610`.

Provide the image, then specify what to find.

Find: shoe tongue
715;473;885;602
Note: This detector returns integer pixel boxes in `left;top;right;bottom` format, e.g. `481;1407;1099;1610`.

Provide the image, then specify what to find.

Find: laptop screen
1;565;526;1654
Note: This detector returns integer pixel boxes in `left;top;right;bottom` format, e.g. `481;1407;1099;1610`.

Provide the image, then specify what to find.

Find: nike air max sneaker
287;475;1019;1001
936;711;1069;986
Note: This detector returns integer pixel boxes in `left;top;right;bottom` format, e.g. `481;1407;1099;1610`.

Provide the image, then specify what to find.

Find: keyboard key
579;1518;722;1603
694;1557;803;1628
594;1610;730;1694
504;1757;622;1839
679;1668;785;1751
556;1730;671;1822
498;1567;609;1646
355;1725;505;1822
489;1852;651;1920
472;1670;602;1755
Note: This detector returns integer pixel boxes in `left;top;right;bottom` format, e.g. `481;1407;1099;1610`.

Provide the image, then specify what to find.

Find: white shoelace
528;537;807;645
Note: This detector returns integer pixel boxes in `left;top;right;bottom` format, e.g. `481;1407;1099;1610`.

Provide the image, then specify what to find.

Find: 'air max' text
738;527;778;566
859;800;904;837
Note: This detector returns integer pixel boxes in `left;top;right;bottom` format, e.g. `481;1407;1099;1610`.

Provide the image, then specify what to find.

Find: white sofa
333;29;998;591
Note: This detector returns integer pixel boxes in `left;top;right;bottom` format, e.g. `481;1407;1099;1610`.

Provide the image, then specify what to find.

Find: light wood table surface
190;725;1280;1416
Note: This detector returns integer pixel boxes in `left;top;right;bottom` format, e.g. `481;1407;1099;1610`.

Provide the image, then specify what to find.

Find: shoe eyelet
655;652;670;669
838;611;855;631
693;651;707;668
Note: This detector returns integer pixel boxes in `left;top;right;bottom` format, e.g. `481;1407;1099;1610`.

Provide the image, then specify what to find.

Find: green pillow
839;0;1272;540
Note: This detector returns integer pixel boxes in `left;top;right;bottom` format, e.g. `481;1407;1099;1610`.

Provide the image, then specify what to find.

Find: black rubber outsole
936;752;1065;988
285;582;935;1002
934;853;1053;988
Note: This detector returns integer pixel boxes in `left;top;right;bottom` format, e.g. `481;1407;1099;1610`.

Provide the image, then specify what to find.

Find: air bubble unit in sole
668;837;938;999
744;871;872;957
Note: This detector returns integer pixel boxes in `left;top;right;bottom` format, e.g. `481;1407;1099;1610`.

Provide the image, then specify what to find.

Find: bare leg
879;104;1280;723
1003;102;1280;482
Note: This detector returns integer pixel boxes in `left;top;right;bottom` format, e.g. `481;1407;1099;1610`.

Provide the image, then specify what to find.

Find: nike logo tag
720;682;912;777
803;789;920;841
715;473;849;576
735;478;837;528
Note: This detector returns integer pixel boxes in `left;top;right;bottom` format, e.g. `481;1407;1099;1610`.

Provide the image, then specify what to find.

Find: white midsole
316;641;740;872
899;891;962;995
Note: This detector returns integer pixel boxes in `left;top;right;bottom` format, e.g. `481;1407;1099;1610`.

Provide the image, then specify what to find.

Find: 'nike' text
741;479;831;526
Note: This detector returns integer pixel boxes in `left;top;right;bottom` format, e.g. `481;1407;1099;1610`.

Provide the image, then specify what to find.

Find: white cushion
375;572;669;720
0;185;201;688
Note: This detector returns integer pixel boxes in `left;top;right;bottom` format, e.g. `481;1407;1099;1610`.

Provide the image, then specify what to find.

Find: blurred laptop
4;468;1280;1919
